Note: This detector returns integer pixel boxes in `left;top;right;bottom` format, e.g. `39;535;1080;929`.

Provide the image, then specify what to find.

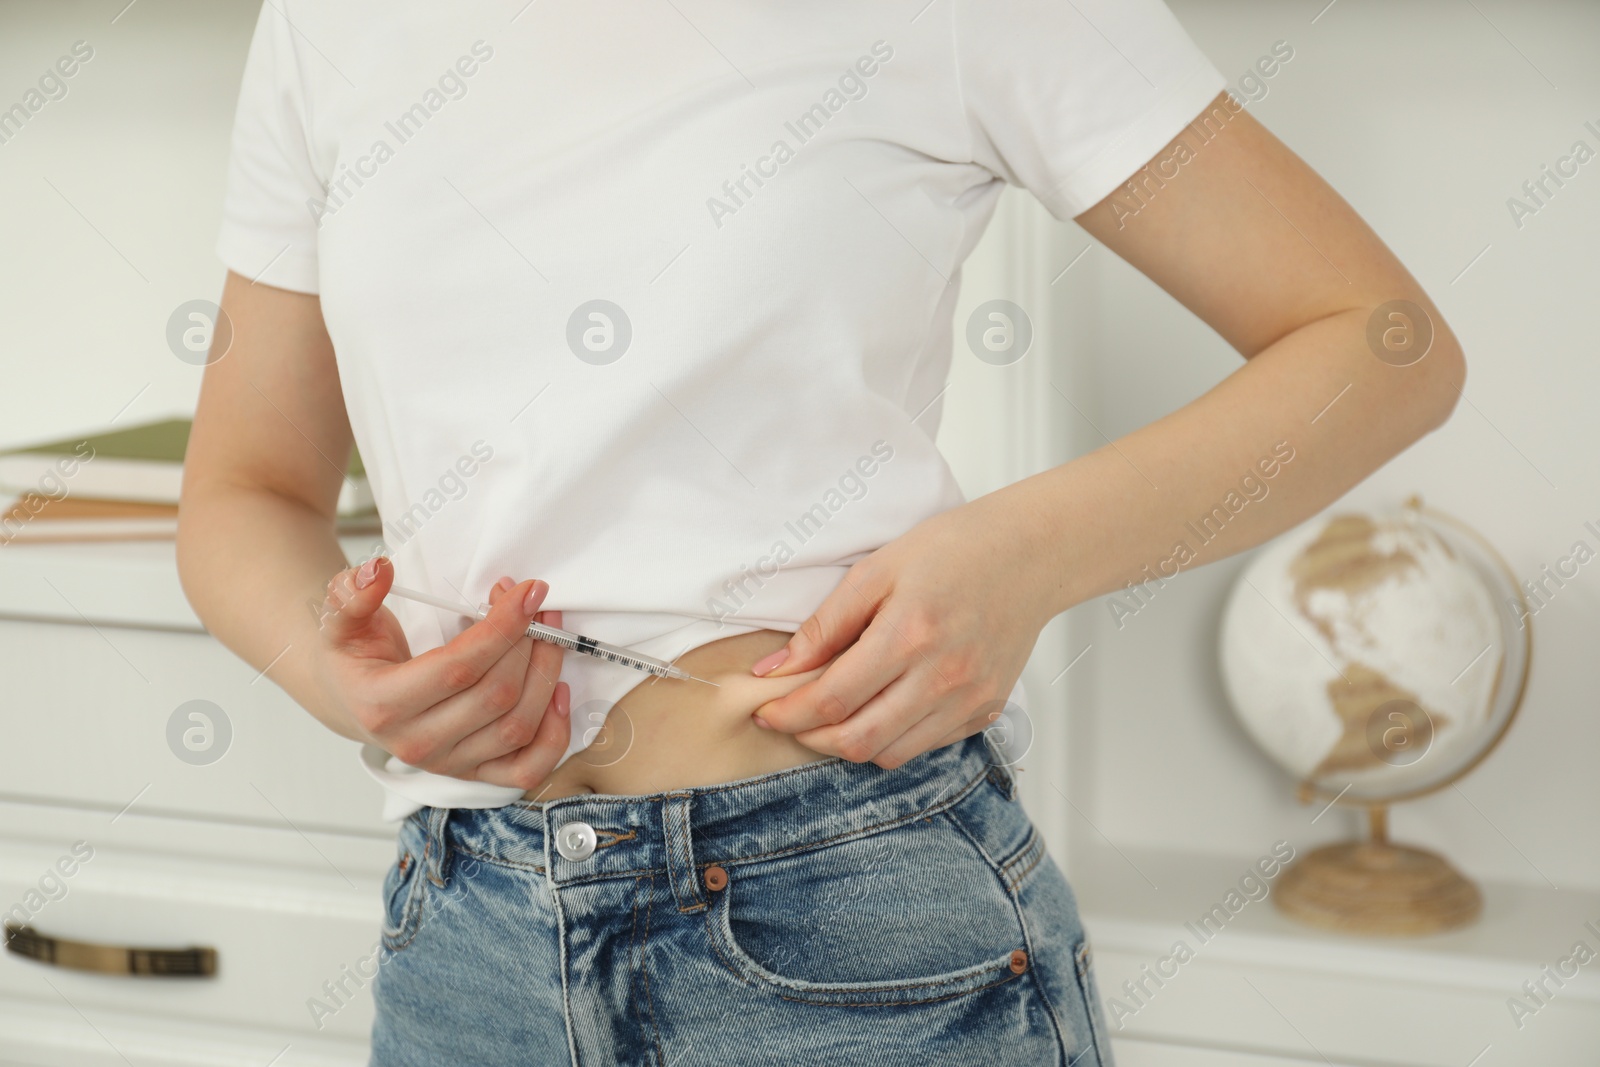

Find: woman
178;2;1463;1064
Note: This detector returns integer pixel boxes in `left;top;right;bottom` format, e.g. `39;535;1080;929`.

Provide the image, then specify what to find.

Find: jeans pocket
380;812;431;954
702;814;1031;1007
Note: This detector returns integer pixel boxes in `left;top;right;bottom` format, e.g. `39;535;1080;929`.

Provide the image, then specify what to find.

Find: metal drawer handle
4;923;216;978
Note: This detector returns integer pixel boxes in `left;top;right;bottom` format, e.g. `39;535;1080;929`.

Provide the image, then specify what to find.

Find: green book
0;418;372;514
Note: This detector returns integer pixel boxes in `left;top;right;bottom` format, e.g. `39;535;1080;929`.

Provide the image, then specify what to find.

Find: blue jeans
369;734;1114;1066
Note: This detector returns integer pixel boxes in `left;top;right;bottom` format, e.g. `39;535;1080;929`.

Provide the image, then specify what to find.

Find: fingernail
524;579;549;614
555;683;571;718
752;715;772;730
545;610;563;630
751;647;789;677
354;558;379;589
496;576;515;593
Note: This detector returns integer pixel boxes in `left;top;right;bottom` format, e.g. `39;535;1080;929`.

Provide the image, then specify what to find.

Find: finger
318;556;395;646
475;681;573;793
933;707;996;753
485;576;516;607
403;625;540;769
388;609;564;772
436;620;565;770
869;693;986;770
755;563;883;678
795;671;944;765
753;616;908;733
386;578;549;709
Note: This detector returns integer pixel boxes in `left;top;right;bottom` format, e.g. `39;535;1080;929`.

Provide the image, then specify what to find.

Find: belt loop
979;732;1019;801
661;793;705;913
423;806;453;888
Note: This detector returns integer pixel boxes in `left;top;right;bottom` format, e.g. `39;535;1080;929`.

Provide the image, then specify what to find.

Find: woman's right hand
312;556;570;789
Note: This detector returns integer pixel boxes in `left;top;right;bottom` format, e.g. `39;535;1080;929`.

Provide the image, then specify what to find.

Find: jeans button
555;821;597;861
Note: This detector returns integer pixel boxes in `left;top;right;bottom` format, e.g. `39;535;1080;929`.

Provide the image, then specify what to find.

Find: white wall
0;0;257;447
1050;0;1600;892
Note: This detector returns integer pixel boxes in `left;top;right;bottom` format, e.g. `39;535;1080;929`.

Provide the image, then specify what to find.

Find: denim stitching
455;763;988;883
940;809;1068;1062
702;908;1026;1007
707;883;1004;991
452;832;636;873
378;870;408;950
1000;830;1046;895
697;765;990;870
700;906;758;990
382;839;429;952
667;805;688;907
940;796;1068;1055
673;800;708;910
450;841;546;874
940;806;1035;970
1009;842;1045;894
770;972;1022;1009
627;875;644;1035
423;809;452;888
1071;939;1108;1064
595;829;638;848
1014;875;1073;1062
664;795;708;914
642;872;666;1067
661;801;682;891
699;877;1022;1003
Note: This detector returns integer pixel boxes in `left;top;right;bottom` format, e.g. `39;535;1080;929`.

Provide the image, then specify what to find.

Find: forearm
1001;306;1463;620
176;483;363;740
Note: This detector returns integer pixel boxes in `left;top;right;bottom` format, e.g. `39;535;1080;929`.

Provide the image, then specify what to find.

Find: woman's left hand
749;490;1059;769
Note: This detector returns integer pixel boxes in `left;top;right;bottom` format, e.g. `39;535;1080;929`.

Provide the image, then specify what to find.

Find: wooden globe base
1274;839;1482;936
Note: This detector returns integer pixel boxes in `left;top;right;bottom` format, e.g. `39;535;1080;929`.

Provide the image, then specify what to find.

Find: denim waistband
431;734;1015;907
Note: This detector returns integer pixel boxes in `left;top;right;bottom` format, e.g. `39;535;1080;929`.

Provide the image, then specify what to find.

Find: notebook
0;418;373;515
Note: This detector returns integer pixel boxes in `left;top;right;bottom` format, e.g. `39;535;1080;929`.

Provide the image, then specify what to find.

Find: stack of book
0;418;380;545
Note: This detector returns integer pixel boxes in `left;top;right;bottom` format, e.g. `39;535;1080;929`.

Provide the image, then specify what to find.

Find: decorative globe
1220;501;1526;803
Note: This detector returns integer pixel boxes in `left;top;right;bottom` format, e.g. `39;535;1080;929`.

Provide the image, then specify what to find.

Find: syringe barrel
523;622;678;678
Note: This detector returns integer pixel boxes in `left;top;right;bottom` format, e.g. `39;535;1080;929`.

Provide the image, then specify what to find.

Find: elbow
174;476;205;578
174;476;228;616
1367;298;1465;435
1416;322;1466;433
174;498;207;615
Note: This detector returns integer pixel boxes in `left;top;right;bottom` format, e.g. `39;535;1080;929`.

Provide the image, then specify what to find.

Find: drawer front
0;998;366;1067
1111;1039;1364;1066
0;617;387;833
0;806;394;1050
1095;944;1600;1066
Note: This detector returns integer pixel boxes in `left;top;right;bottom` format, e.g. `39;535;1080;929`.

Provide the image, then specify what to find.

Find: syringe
387;585;719;687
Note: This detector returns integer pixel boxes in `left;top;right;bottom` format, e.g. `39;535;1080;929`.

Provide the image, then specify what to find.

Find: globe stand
1274;804;1482;936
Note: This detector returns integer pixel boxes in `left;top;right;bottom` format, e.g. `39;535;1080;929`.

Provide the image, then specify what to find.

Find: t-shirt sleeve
953;0;1228;220
215;1;325;293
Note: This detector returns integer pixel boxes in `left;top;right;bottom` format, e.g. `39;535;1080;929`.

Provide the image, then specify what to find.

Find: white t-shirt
217;0;1225;822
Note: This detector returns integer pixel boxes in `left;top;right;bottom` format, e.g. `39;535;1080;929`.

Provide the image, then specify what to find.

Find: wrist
976;483;1075;626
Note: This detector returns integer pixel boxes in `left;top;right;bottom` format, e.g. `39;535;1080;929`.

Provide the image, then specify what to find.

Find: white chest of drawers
0;540;391;1067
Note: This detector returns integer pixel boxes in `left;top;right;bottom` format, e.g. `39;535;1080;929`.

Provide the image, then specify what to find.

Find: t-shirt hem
359;742;525;823
1038;61;1230;220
